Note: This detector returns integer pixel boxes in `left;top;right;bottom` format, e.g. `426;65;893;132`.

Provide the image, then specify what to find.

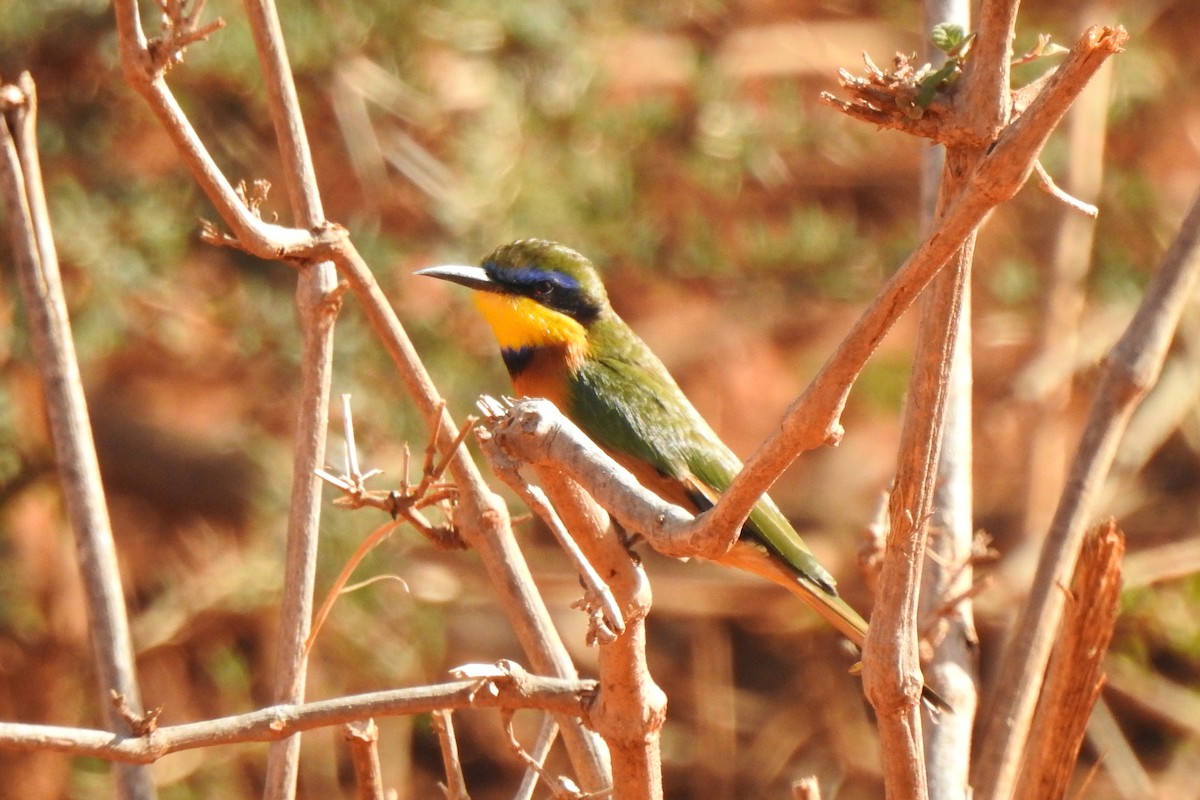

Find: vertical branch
0;75;156;800
534;471;663;800
975;189;1200;800
237;2;342;797
865;0;1011;791
918;4;980;800
866;228;967;798
431;711;470;800
958;0;1019;137
342;720;386;800
112;0;613;791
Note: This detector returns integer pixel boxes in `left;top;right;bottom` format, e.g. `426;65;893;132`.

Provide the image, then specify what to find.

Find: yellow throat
472;291;588;367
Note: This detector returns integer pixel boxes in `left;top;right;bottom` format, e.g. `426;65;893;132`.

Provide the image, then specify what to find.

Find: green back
567;310;838;593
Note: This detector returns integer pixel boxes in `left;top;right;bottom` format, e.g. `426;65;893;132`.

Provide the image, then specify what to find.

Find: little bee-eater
417;238;878;648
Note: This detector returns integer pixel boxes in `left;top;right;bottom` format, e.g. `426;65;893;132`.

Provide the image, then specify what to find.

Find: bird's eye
533;280;555;298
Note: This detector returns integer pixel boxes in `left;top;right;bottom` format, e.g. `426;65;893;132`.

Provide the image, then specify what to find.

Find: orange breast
506;345;572;410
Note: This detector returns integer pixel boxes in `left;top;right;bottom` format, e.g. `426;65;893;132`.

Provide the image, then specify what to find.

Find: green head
416;239;612;362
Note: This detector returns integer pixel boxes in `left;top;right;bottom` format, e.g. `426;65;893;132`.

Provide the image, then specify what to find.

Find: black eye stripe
482;263;602;324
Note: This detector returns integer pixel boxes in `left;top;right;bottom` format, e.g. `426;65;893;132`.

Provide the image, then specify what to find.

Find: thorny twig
146;0;226;74
316;396;466;543
307;397;474;654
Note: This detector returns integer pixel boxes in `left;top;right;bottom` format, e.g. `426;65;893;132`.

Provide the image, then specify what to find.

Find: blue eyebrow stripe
486;263;581;291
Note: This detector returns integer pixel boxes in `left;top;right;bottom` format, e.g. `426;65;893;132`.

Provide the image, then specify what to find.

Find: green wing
566;315;838;592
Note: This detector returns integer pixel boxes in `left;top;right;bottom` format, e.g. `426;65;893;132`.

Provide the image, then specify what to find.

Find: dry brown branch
867;210;971;797
1033;160;1099;218
863;0;1012;789
111;0;611;787
431;711;470;800
918;242;979;800
531;470;662;800
500;711;585;800
342;719;386;800
975;186;1200;800
0;73;156;800
1016;521;1124;800
478;406;662;798
0;663;596;764
233;0;343;792
478;398;695;557
911;7;980;796
700;25;1127;562
476;399;625;642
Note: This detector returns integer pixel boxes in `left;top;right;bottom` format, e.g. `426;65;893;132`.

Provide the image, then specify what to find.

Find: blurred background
2;0;1199;797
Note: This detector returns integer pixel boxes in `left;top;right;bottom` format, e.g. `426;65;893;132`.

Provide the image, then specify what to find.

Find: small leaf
931;22;965;53
914;61;959;108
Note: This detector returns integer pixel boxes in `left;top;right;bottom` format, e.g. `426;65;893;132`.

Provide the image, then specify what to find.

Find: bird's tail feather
718;542;952;713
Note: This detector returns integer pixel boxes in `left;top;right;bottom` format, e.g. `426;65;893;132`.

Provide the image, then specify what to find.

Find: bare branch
477;398;625;642
479;397;699;556
0;664;597;764
702;24;1127;586
501;711;585;800
0;73;156;800
431;711;470;800
1017;521;1124;800
514;717;562;800
342;720;386;800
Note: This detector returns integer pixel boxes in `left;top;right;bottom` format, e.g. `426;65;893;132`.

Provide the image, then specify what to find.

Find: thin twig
431;711;469;800
304;517;403;656
501;711;586;800
514;716;561;800
0;74;156;800
1033;160;1099;218
0;665;597;764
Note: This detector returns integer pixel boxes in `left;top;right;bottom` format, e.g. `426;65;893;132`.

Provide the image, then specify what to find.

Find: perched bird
417;238;876;646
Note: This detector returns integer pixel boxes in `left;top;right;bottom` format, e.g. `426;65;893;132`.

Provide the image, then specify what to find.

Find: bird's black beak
414;264;501;293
